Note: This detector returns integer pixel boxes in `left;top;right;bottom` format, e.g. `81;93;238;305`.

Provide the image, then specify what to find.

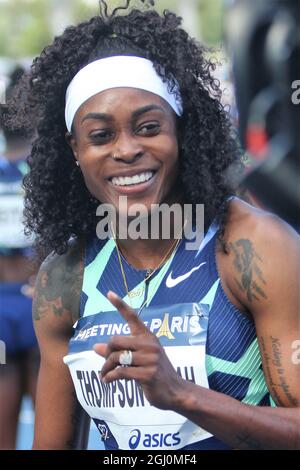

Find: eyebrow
132;104;165;120
81;104;165;124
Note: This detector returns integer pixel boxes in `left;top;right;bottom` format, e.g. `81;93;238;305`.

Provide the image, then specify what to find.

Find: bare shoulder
217;198;300;314
33;238;85;331
226;197;300;247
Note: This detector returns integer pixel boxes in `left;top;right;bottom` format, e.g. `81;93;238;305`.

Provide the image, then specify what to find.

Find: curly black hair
3;0;242;257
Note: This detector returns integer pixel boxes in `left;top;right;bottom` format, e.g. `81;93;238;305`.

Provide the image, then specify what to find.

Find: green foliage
199;0;224;45
0;0;225;59
0;0;52;58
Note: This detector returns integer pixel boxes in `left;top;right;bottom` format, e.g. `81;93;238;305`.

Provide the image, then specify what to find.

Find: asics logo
166;262;207;288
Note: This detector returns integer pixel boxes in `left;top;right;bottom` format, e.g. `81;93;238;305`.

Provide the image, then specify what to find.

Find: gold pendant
128;287;144;298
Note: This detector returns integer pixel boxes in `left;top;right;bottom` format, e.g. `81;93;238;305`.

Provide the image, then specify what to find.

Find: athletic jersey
64;224;274;450
0;156;31;255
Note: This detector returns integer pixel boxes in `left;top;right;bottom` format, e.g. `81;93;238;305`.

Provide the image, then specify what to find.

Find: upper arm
32;241;85;449
252;219;300;408
225;212;300;408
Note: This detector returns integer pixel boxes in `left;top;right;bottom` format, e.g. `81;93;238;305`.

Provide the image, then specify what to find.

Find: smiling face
68;88;180;216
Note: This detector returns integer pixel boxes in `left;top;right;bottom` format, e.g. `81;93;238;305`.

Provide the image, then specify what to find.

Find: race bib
64;303;212;450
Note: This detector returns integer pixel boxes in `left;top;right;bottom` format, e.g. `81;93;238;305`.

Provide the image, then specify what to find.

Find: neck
113;186;185;270
115;207;185;271
117;236;180;271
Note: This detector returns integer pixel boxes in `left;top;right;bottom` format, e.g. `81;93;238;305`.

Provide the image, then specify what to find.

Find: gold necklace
111;223;184;312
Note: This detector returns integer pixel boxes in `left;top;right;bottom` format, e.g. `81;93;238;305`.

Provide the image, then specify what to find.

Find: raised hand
93;291;186;410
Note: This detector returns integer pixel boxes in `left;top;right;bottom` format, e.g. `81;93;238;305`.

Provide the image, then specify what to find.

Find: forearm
173;381;300;449
32;392;88;450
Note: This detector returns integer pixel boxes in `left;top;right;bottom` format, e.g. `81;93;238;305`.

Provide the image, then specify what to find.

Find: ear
65;131;79;161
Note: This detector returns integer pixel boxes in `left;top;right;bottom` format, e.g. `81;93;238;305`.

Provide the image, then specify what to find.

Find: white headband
65;55;183;132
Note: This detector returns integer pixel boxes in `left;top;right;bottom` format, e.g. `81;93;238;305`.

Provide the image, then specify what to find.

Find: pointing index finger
107;291;149;336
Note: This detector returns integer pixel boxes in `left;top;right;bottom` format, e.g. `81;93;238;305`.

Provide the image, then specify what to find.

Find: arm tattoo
229;238;267;303
33;242;84;322
260;336;299;407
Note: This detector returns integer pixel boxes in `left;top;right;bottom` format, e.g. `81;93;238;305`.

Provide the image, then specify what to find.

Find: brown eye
137;122;160;136
90;130;114;143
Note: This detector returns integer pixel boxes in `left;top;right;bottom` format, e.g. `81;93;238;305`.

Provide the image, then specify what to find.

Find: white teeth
111;171;154;187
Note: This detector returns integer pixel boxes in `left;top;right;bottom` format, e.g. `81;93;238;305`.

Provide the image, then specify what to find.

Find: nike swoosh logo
166;262;207;288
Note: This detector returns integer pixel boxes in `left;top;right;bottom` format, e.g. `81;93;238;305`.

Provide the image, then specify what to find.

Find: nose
113;131;144;163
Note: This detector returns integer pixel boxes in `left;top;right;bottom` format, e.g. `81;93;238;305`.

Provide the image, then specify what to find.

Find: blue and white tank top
64;225;274;450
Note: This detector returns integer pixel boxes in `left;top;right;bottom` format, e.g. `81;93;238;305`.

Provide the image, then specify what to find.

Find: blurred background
0;0;227;56
0;0;237;451
0;0;238;158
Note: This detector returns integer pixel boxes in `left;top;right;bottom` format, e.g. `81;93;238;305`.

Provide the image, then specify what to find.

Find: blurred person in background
0;66;39;449
4;0;300;450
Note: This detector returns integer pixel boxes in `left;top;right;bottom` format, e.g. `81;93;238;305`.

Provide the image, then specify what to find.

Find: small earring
75;161;80;167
